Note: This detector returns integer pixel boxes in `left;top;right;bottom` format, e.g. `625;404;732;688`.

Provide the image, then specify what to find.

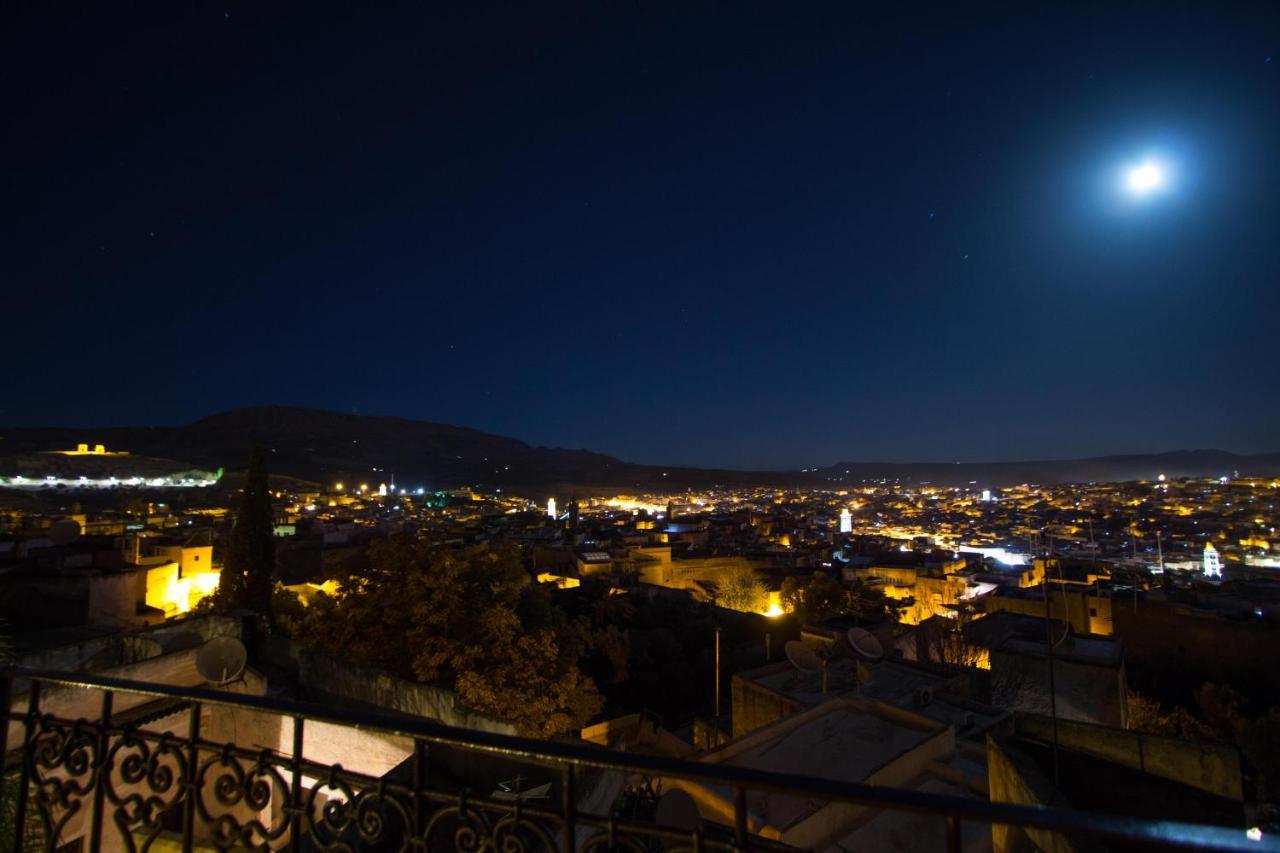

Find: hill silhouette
2;406;1277;493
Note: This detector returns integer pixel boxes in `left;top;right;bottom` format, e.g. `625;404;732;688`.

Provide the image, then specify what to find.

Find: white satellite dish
654;788;701;832
47;519;82;546
846;628;884;662
196;636;247;686
784;640;824;674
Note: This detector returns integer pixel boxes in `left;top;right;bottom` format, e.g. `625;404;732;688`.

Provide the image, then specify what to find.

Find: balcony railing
0;667;1272;852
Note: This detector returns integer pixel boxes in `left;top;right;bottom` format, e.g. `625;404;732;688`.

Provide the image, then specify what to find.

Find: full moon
1126;160;1165;196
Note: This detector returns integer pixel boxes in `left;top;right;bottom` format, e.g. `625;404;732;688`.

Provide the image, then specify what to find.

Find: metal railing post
945;814;962;853
181;701;201;853
87;690;113;853
733;785;748;849
13;680;40;853
0;671;11;768
560;763;575;852
0;673;12;851
288;716;304;850
412;739;426;847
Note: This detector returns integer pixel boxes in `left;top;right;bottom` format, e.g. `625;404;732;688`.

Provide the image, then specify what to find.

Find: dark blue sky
6;3;1279;469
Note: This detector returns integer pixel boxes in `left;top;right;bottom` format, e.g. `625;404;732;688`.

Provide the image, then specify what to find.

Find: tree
780;573;851;624
211;447;276;622
1194;683;1247;744
295;536;602;737
914;610;986;668
456;628;603;738
716;566;769;614
845;578;899;625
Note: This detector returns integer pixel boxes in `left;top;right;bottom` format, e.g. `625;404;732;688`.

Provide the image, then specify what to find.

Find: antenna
846;628;884;662
47;519;82;547
196;636;247;686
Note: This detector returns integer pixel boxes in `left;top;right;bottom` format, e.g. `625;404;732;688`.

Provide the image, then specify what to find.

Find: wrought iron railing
0;667;1272;852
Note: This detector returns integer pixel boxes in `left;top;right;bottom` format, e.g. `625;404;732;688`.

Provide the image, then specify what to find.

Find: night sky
6;3;1280;470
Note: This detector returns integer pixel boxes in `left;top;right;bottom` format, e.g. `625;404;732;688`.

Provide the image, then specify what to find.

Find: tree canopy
208;447;276;621
293;536;602;737
780;573;897;625
715;565;769;614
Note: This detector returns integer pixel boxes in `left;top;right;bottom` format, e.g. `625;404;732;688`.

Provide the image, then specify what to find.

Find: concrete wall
785;723;954;851
1113;597;1280;695
983;587;1111;636
12;613;239;675
6;648;208;752
580;713;693;757
730;666;804;738
986;734;1077;853
1013;714;1242;801
298;649;517;735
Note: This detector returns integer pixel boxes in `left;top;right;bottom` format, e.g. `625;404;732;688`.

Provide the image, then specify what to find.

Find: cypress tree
224;446;276;622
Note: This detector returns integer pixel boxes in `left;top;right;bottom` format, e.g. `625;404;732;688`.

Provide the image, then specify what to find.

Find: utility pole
1041;530;1061;786
714;627;721;721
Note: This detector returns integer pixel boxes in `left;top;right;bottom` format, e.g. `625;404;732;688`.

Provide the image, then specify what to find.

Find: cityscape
2;420;1279;850
7;2;1280;852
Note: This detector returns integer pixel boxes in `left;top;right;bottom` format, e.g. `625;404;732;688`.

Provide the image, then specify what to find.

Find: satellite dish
784;640;824;674
654;789;702;832
48;519;81;546
847;628;884;662
196;636;247;685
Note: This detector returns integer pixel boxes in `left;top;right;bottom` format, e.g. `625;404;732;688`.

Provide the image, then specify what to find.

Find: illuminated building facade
1203;542;1222;578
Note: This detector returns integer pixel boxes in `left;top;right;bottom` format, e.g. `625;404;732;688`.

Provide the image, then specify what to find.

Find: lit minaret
1203;543;1221;579
547;497;557;520
839;507;852;534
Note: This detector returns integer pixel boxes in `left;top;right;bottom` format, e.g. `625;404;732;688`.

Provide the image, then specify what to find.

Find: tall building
839;507;853;534
547;497;557;520
1203;543;1222;579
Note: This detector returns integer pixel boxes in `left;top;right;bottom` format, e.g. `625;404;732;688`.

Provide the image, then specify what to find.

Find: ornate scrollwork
26;714;99;849
7;686;788;853
104;728;189;851
579;830;656;853
421;794;506;852
303;766;411;852
195;744;291;849
490;807;560;853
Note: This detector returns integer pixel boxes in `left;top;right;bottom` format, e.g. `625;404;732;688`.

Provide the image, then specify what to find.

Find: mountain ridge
2;406;1278;493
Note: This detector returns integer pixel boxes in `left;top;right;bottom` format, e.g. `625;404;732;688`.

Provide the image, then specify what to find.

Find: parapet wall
1013;713;1242;801
298;648;517;735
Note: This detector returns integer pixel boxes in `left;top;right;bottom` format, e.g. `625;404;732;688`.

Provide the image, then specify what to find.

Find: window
1089;607;1097;616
